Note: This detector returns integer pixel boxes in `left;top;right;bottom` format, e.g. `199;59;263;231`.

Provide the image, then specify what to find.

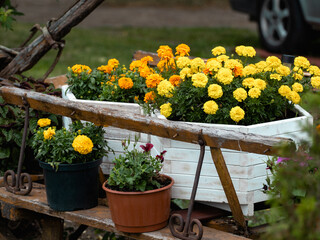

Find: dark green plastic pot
39;159;102;211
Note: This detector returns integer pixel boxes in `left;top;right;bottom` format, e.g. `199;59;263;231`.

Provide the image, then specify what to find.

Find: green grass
0;23;259;79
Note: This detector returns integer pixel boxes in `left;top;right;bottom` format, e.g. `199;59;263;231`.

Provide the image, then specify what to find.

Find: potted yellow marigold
141;44;314;216
31;119;110;211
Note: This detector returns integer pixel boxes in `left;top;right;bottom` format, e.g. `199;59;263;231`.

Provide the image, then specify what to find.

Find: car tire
258;0;308;53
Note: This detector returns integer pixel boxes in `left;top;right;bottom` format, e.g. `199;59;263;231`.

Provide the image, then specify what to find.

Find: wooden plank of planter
0;184;250;240
0;86;294;156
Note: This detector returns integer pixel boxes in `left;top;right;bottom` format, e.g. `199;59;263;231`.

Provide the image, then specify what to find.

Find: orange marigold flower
146;74;164;88
129;60;142;71
97;65;113;74
144;91;156;103
134;96;139;102
139;66;154;78
157;45;174;60
316;124;320;134
233;65;243;77
141;56;154;65
118;77;133;89
175;43;190;57
107;58;119;68
169;75;182;86
71;64;92;74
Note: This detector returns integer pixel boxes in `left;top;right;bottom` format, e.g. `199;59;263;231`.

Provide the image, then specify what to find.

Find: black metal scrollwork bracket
169;132;206;240
4;95;32;195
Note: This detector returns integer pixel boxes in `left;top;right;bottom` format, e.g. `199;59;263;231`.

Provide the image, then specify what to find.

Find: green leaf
0;147;10;159
0;106;9;118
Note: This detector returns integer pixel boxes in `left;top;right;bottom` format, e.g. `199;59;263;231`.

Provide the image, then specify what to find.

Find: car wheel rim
260;0;290;47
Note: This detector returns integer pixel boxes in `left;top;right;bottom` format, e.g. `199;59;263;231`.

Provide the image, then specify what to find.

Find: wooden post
210;147;247;230
40;216;64;240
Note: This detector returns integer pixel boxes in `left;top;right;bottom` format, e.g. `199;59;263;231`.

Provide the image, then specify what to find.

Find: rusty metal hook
4;95;32;195
169;132;205;240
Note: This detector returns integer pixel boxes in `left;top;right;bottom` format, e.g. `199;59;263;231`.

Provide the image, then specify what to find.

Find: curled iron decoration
169;133;205;240
3;96;32;195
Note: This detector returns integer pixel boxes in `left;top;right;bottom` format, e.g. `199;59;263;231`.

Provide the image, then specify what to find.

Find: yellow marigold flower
157;45;174;60
289;91;301;104
118;77;133;89
294;56;310;69
248;87;261;98
276;65;291;76
230;106;245;123
254;79;267;90
157;80;174;97
308;65;320;76
37;118;51;127
216;68;234;85
169;75;182;86
211;46;226;56
71;64;92;74
191;57;206;73
144;91;156;103
160;103;172;118
311;76;320;89
208;84;223;99
205;59;222;73
242;77;255;88
266;56;281;69
180;67;192;80
72;135;93;155
235;45;256;57
293;73;303;81
292;82;303;92
146;74;164;88
192;73;208;88
278;85;291;97
130;60;142;71
224;59;243;70
203;100;219;115
242;64;257;76
270;73;282;81
255;61;268;72
43;127;55;140
140;56;153;65
235;45;245;56
175;43;190;56
216;54;229;63
139;66;154;78
176;56;191;69
233;88;247;102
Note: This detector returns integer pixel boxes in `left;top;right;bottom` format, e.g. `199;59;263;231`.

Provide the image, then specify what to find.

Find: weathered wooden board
0;184;249;240
0;86;294;155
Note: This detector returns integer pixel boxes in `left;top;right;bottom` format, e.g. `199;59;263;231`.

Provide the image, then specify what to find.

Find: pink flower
140;143;154;152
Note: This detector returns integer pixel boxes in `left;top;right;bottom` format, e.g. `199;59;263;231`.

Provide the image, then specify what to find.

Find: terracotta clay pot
102;175;174;233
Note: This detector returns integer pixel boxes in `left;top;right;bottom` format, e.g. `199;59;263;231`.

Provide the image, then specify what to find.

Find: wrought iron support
3;95;32;195
169;133;205;240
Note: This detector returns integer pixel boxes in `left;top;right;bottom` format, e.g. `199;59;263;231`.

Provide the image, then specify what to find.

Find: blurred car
229;0;320;53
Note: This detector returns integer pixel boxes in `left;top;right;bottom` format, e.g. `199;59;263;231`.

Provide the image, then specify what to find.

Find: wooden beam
0;0;104;77
0;86;293;155
210;147;247;230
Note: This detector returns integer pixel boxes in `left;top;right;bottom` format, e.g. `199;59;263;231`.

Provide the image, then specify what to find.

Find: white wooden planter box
152;105;313;216
61;85;150;174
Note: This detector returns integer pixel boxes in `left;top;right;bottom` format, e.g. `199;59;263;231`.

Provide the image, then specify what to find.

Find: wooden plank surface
0;184;249;240
0;86;293;156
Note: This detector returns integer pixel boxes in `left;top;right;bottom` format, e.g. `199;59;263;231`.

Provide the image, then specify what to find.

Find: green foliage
107;137;165;192
31;120;110;165
0;0;23;30
0;96;59;176
263;91;320;239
